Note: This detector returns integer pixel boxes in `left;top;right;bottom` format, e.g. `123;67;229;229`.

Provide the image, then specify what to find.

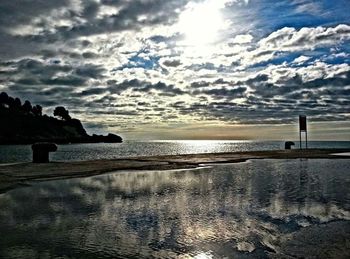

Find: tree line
0;92;72;121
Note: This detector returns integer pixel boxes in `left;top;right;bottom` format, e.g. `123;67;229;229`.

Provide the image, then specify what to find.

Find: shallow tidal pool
0;159;349;258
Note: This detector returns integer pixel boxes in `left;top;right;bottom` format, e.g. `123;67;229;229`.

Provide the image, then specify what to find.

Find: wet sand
1;148;350;193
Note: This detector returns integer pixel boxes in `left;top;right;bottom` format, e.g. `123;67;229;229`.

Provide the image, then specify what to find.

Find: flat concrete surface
1;148;350;193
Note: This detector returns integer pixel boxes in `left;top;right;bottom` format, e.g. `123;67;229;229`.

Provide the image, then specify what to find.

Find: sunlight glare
177;0;230;47
178;140;220;154
193;251;213;259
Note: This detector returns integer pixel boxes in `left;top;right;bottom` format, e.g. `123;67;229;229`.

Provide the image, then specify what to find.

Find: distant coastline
0;92;122;145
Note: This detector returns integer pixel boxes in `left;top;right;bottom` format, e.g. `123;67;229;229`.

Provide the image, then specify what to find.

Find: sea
1;140;350;258
1;140;350;163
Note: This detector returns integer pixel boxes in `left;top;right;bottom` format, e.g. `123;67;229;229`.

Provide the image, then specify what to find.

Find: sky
0;0;350;140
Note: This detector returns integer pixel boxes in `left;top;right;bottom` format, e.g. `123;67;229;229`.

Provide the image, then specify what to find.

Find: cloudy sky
0;0;349;140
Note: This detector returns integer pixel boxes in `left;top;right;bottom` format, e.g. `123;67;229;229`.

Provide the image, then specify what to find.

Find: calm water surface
0;159;349;258
1;140;350;163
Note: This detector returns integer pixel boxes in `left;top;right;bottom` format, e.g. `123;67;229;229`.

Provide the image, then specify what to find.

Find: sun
177;0;230;47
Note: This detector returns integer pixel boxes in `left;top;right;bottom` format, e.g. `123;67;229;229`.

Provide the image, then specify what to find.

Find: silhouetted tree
22;100;32;114
7;97;15;110
0;92;8;106
0;92;122;144
54;106;71;120
32;104;42;116
13;97;22;111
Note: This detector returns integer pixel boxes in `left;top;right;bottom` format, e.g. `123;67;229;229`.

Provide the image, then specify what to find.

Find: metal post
299;115;307;150
306;131;308;149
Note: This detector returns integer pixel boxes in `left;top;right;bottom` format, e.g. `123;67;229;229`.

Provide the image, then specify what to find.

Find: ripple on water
0;159;349;258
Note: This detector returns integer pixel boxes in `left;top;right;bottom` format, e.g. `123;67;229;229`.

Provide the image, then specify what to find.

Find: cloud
230;34;253;44
292;0;323;15
233;24;350;67
41;75;87;86
293;55;310;64
0;1;349;139
193;86;247;99
108;79;185;96
162;59;182;67
259;24;350;52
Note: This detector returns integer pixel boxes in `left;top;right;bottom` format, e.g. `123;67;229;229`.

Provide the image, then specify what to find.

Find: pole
306;130;308;149
299;130;302;150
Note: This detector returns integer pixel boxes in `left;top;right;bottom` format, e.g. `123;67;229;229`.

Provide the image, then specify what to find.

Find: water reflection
0;159;349;258
3;140;350;163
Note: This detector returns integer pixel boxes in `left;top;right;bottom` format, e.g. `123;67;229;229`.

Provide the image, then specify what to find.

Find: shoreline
1;148;350;194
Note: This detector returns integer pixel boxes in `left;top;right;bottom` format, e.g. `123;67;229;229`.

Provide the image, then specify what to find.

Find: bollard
285;141;295;150
32;143;57;163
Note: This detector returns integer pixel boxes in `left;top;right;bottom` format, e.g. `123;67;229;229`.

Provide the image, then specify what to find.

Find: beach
1;148;350;194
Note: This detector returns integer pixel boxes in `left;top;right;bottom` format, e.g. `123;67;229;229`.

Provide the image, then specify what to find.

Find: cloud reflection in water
0;159;349;258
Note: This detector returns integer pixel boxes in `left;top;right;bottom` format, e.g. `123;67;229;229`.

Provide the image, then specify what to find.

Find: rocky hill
0;92;122;144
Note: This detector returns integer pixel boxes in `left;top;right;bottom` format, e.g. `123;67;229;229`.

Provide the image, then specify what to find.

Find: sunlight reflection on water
0;159;349;258
2;140;350;163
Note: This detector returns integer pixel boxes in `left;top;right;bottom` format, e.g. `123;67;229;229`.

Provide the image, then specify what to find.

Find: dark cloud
15;78;41;86
82;52;98;59
0;0;71;28
1;58;105;85
140;82;185;96
108;79;185;96
80;88;108;97
192;87;247;99
41;75;87;86
15;59;72;75
0;58;107;111
186;62;219;71
0;0;190;60
19;0;188;42
178;68;350;124
162;59;181;67
75;64;106;79
0;0;72;59
190;81;211;88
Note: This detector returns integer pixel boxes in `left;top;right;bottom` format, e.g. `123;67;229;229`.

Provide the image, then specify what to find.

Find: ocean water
0;159;349;258
1;140;350;163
